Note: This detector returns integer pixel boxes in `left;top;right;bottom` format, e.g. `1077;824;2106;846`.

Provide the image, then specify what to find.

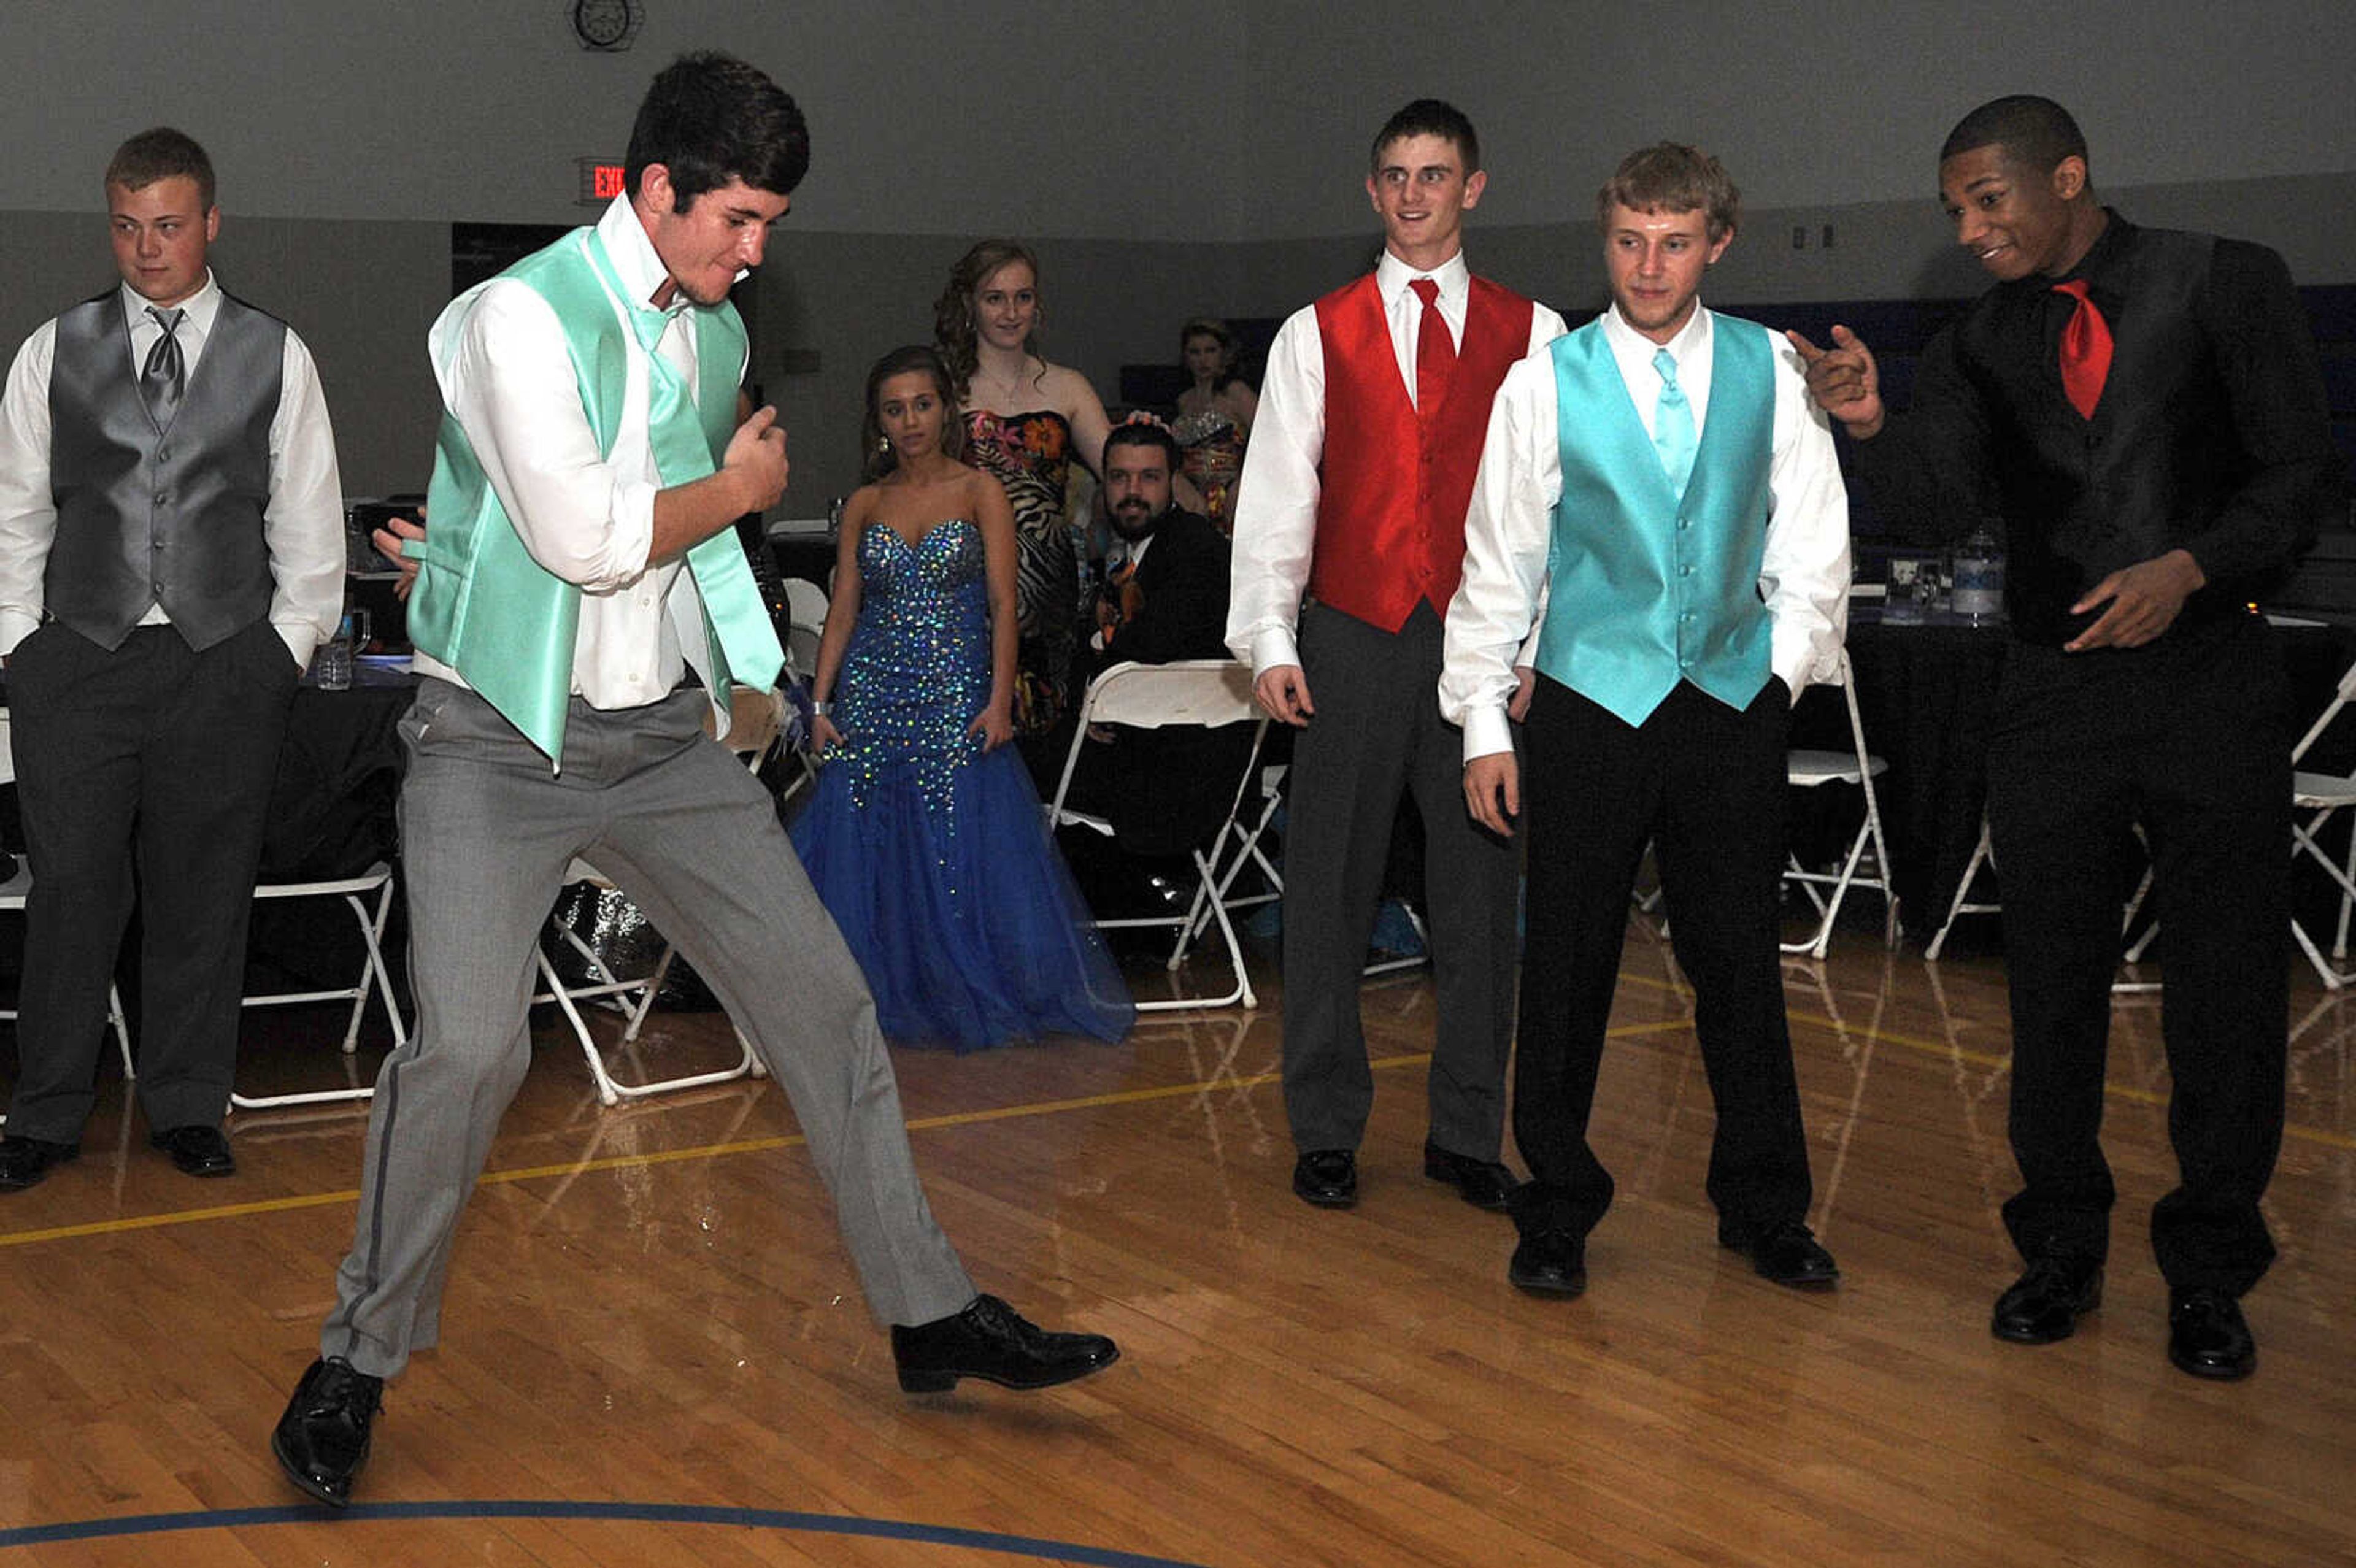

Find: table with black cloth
1788;606;2352;947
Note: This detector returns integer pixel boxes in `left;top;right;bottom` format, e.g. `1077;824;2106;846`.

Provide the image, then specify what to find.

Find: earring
877;434;891;452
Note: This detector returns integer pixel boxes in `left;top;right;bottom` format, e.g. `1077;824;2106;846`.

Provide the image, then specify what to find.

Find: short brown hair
106;127;215;210
1596;143;1738;242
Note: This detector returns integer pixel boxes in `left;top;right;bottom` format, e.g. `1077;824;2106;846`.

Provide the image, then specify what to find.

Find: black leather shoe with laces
1720;1220;1841;1288
891;1294;1120;1393
272;1357;383;1507
1422;1142;1520;1212
0;1134;79;1191
1507;1229;1588;1297
1291;1148;1358;1208
2167;1287;2256;1380
1991;1259;2103;1345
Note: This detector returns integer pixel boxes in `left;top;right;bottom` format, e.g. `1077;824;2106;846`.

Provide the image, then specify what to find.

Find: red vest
1307;272;1534;630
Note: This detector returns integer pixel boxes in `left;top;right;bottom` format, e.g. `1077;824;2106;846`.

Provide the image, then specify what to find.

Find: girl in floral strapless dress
790;347;1131;1051
933;240;1117;740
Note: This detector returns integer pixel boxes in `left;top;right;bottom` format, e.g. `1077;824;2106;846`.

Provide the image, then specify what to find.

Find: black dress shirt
1857;212;2344;645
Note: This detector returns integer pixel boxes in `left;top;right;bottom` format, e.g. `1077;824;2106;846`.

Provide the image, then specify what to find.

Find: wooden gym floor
1;920;2350;1566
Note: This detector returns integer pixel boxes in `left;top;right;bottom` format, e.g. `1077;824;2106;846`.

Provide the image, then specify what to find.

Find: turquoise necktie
1652;347;1696;496
583;230;783;693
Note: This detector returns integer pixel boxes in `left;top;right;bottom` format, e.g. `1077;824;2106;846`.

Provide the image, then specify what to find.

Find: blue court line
0;1498;1215;1566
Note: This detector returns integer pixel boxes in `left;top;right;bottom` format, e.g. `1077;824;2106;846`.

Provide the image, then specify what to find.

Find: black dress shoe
1292;1148;1357;1208
1422;1142;1519;1212
891;1293;1120;1393
1720;1220;1841;1288
1508;1229;1587;1297
151;1124;235;1178
272;1356;383;1508
2168;1287;2256;1380
0;1134;80;1191
1991;1258;2103;1344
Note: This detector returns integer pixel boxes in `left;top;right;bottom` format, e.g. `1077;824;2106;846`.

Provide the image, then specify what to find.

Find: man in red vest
1228;100;1566;1211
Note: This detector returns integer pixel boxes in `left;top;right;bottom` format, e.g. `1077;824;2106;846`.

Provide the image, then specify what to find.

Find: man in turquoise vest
1441;144;1851;1301
271;52;1115;1511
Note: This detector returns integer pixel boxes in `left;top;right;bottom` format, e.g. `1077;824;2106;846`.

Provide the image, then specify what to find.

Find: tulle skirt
790;741;1134;1052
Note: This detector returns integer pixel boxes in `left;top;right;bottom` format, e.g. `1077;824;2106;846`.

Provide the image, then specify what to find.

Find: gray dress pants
1279;601;1519;1158
321;681;975;1378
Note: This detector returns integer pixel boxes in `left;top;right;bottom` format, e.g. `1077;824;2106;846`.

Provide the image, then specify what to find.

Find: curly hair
860;344;966;483
932;239;1045;404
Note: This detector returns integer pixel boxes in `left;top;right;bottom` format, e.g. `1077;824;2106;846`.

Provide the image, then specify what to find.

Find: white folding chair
2285;655;2356;989
1044;659;1269;1011
534;689;778;1105
228;861;406;1110
0;710;134;1104
1189;760;1433;978
2107;653;2356;993
1924;815;2000;961
1782;648;1898;958
775;578;829;809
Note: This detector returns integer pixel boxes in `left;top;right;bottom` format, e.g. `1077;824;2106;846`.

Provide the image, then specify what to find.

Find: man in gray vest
0;128;345;1189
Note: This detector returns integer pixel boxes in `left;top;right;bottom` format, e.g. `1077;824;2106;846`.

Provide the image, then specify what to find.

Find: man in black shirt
1794;95;2343;1381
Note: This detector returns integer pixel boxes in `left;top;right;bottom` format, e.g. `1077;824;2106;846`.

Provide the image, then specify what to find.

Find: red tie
1409;277;1455;413
2051;278;2112;420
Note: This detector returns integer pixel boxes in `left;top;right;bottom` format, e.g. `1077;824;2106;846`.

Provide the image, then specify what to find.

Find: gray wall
2;1;2349;502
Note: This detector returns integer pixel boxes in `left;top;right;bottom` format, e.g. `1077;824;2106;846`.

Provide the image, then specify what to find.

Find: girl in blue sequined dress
789;347;1133;1051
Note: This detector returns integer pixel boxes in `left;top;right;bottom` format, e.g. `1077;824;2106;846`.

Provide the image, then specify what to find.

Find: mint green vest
408;226;783;763
1534;315;1775;726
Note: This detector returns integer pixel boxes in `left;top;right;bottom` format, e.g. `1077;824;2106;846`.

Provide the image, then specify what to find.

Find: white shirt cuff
1250;625;1301;679
1462;705;1514;763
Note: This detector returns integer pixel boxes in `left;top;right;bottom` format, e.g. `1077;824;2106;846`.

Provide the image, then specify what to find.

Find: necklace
974;354;1037;406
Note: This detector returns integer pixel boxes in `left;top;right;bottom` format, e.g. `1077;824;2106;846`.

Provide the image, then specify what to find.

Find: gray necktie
141;305;186;428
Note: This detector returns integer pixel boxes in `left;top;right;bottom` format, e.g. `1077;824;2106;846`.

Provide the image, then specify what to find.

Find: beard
1111;498;1173;544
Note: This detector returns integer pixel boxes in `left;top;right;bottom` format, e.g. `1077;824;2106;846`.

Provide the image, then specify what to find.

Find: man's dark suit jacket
1066;508;1252;855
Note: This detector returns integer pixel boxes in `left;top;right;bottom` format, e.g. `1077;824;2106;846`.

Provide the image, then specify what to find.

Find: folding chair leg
538;945;624;1107
1925;820;1994;963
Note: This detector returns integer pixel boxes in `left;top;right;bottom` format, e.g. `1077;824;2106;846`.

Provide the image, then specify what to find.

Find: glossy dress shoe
1720;1220;1841;1288
1508;1229;1587;1297
1991;1258;2103;1344
1292;1148;1357;1208
0;1134;80;1191
891;1293;1120;1393
1422;1142;1520;1212
2168;1287;2256;1380
151;1124;235;1178
272;1356;383;1507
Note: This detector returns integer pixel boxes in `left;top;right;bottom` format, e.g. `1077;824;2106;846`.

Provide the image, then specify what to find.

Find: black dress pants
1510;675;1813;1240
1987;614;2290;1295
6;620;299;1140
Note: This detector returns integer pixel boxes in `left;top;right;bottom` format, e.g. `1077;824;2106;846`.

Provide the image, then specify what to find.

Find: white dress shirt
1224;248;1569;675
1441;302;1851;762
0;271;345;665
412;194;743;710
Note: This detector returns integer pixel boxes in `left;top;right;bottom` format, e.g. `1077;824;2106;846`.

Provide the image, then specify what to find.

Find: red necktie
1409;277;1455;412
2051;278;2112;419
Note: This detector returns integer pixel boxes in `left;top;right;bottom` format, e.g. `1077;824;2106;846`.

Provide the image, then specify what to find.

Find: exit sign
576;158;626;206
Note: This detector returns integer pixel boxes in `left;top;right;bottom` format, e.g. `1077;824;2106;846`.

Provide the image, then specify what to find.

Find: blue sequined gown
790;518;1134;1051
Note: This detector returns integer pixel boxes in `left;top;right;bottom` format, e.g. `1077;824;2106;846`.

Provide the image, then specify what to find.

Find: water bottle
315;611;355;690
1951;525;2005;622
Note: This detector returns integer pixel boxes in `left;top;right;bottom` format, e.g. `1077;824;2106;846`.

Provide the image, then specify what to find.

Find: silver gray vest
46;290;284;651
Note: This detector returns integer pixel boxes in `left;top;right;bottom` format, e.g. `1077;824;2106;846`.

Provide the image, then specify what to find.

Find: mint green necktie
584;230;783;693
1652;347;1696;496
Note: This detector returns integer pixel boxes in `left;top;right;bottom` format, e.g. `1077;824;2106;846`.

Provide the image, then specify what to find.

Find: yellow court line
1;1003;2343;1251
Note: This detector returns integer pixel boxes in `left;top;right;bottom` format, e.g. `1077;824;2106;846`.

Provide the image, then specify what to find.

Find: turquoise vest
408;226;783;763
1534;315;1776;726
